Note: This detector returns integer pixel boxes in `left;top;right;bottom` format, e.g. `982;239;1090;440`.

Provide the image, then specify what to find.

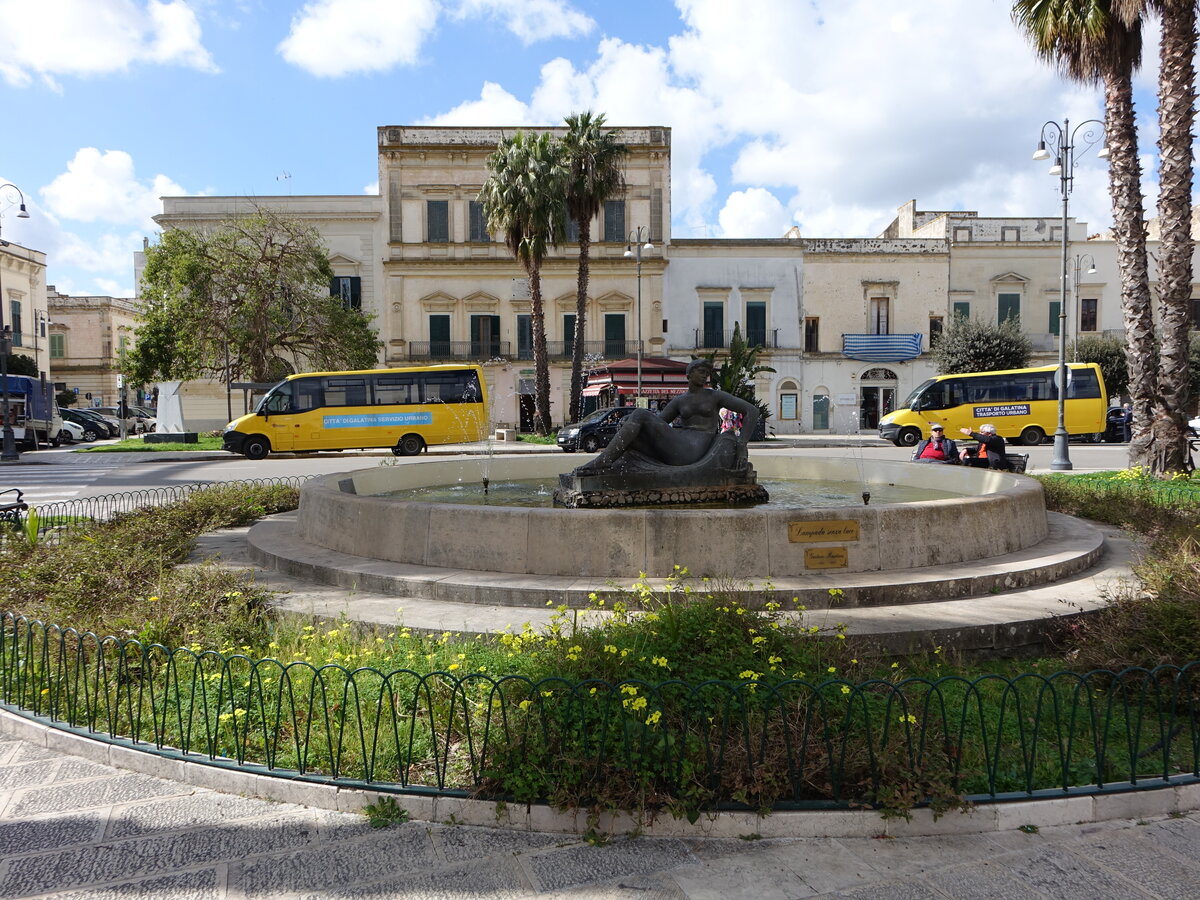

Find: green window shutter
997;293;1020;324
1048;301;1061;336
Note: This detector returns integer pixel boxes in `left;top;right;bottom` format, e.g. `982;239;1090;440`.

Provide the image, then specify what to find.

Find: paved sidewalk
0;736;1197;898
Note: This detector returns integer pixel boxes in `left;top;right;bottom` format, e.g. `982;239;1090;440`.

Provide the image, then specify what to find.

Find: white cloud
0;0;217;89
452;0;593;45
363;181;379;194
40;148;187;229
422;82;536;125
717;188;791;238
278;0;439;77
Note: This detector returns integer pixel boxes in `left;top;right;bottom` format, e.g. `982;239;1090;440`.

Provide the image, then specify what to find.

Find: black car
62;408;118;439
557;406;637;453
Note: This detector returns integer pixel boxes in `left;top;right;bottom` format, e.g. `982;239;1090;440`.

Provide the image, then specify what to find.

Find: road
0;437;1139;507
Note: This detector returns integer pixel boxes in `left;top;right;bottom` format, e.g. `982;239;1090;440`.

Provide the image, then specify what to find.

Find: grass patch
517;432;557;445
77;434;226;452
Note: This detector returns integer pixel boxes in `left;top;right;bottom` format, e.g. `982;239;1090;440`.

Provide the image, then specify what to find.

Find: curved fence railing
13;477;313;545
1;614;1196;810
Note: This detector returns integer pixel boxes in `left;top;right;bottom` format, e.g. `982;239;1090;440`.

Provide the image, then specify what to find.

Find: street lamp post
623;227;654;403
1032;119;1108;471
1070;254;1097;362
0;183;31;463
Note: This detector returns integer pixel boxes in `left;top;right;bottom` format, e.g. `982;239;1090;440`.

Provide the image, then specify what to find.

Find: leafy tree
703;323;776;438
127;209;381;385
1070;333;1128;398
479;131;566;434
562;112;627;423
931;315;1032;374
5;354;36;377
55;390;76;408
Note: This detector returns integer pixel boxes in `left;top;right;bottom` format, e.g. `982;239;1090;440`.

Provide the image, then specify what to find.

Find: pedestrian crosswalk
0;454;133;507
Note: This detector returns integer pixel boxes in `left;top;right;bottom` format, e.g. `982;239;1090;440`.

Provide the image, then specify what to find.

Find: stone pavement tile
0;817;315;897
105;790;286;838
666;854;818;899
825;879;946;899
1138;814;1200;862
0;811;104;855
921;860;1047;900
0;759;64;792
44;867;221;900
539;870;687;899
718;838;885;895
1074;827;1200;898
519;837;692;893
999;846;1155;899
831;833;1010;878
234;824;440;898
301;856;530;899
433;822;565;863
54;757;123;783
7;743;58;764
5;772;192;817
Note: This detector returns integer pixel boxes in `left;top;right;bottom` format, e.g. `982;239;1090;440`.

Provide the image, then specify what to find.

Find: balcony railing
408;340;643;362
406;341;512;361
693;329;779;350
841;333;924;362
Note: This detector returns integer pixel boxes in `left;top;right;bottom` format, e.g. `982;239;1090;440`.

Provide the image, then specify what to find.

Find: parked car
94;405;156;434
57;419;87;444
557;406;638;453
62;408;118;439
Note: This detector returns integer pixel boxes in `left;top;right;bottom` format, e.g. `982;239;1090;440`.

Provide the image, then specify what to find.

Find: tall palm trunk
1149;0;1196;474
568;219;591;423
1104;70;1156;466
527;265;552;434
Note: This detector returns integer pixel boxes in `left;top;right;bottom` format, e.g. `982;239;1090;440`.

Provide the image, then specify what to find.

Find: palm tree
1114;0;1196;474
1012;0;1156;467
479;131;566;434
561;112;628;423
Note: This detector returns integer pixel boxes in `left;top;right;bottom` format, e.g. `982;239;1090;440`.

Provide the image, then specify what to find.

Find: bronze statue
575;358;760;474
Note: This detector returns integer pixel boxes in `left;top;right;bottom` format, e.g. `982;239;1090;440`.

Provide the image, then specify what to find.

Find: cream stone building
45;288;142;409
1;241;49;380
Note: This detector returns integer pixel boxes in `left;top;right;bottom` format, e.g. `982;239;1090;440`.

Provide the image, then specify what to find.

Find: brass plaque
805;547;849;569
788;520;860;543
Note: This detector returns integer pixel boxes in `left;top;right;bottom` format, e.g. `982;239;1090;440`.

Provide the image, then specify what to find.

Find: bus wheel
243;435;270;460
897;427;920;447
394;434;425;456
1019;426;1045;447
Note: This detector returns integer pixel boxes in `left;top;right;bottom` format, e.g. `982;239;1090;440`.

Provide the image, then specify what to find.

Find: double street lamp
623;227;654;402
1032;118;1108;471
0;183;31;463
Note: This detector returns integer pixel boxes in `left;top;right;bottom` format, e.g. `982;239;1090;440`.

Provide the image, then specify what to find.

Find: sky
0;0;1171;299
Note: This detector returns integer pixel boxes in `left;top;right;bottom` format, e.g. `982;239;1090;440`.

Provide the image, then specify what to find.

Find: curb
2;706;1193;840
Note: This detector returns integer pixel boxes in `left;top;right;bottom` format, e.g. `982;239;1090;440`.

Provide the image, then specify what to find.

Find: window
421;370;482;404
603;199;625;243
517;314;532;360
1080;299;1098;333
468;201;489;242
746;301;767;347
563;208;580;243
429;315;451;357
997;292;1020;324
1049;300;1061;336
293;378;325;411
331;276;362;310
49;334;64;358
929;316;944;346
702;301;724;348
952;227;972;242
563;313;576;358
780;392;798;420
804;317;819;353
603;313;626;358
869;297;889;335
952;301;970;319
1049;226;1063;242
1001;226;1021;242
9;301;20;347
1192;298;1200;329
470;314;501;358
322;376;368;407
427;200;449;242
374;373;418;405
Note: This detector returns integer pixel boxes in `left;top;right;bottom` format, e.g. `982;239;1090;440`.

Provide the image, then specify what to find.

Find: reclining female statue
574;358;760;475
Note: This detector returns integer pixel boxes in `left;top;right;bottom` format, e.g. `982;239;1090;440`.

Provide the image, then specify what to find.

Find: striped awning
841;333;924;362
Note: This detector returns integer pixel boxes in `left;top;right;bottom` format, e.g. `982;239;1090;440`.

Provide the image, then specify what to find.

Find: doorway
858;367;897;430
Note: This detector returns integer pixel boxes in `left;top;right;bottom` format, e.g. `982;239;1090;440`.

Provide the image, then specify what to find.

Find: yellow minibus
223;364;488;460
879;363;1107;448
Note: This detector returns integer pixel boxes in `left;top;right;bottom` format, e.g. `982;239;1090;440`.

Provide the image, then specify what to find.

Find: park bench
0;489;27;527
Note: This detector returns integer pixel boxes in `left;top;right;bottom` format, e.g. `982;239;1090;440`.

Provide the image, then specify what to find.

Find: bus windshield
254;381;289;413
902;379;936;410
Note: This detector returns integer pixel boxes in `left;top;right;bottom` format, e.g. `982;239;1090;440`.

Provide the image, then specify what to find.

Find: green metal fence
1;614;1196;810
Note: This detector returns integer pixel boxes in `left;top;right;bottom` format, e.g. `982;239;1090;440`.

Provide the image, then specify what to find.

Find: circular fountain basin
297;453;1047;579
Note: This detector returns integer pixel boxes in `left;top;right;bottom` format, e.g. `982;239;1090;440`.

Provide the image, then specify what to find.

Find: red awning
583;384;688;397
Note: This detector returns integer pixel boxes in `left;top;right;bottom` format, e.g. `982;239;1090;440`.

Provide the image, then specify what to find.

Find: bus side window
293;378;324;411
375;375;416;405
1067;369;1101;399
